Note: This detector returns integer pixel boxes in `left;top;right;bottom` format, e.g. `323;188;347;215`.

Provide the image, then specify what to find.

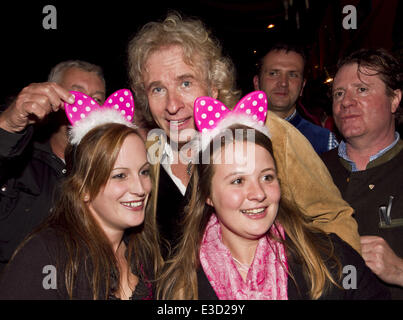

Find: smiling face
87;134;151;237
143;45;217;145
332;63;400;147
206;140;280;245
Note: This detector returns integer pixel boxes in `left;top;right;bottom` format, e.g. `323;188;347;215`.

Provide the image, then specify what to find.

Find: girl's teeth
241;208;265;215
122;201;142;208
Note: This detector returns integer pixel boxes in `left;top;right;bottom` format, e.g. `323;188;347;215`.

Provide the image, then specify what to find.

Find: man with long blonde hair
127;12;361;256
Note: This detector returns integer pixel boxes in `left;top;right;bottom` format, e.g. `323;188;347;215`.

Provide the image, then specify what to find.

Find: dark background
1;0;402;110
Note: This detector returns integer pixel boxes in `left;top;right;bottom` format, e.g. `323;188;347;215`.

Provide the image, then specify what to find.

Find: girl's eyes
262;174;275;182
231;178;243;185
230;175;275;185
140;168;150;176
112;173;126;179
112;171;150;180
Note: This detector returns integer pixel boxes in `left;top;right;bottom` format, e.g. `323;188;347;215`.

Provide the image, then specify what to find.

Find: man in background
254;42;338;154
0;60;106;270
321;48;403;299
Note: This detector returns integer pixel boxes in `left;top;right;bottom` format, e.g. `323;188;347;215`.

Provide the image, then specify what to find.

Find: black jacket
0;228;153;299
321;142;403;299
155;164;191;259
0;126;66;270
197;233;390;300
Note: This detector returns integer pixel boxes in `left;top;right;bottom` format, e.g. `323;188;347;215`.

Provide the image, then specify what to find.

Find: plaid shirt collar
338;132;400;172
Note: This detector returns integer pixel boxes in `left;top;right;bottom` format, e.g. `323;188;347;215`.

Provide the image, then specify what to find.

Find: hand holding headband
64;89;136;144
65;89;134;125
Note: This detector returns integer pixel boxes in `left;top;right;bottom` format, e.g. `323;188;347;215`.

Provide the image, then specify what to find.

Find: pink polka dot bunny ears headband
64;89;136;145
194;91;270;151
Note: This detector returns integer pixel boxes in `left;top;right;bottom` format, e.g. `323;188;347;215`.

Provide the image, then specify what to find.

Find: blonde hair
127;12;240;127
157;126;341;300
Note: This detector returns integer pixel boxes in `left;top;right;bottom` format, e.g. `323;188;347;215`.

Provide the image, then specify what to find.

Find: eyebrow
333;82;371;93
332;86;344;93
145;73;197;92
112;162;150;171
265;67;301;72
145;81;162;92
177;73;196;81
112;161;150;170
111;167;127;171
223;167;276;180
71;85;105;97
140;162;151;170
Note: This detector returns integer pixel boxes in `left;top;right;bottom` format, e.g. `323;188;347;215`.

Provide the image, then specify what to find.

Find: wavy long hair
157;125;341;300
127;12;240;127
13;123;162;299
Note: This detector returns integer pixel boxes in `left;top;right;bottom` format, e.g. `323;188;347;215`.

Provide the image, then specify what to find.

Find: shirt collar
284;109;297;122
338;132;400;172
161;140;174;165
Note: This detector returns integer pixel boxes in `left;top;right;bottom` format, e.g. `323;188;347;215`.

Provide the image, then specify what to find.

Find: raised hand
0;82;75;133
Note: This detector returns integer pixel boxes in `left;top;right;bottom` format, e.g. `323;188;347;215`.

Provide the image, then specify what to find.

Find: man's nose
166;91;183;114
340;90;356;109
278;74;289;88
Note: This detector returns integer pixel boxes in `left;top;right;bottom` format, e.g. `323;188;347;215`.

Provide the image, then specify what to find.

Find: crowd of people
0;12;402;300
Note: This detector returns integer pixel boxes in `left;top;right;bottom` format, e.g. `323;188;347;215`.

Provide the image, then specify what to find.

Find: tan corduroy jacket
146;111;361;253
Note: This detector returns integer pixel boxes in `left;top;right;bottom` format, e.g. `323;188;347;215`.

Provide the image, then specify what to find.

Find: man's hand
0;82;75;133
361;235;403;287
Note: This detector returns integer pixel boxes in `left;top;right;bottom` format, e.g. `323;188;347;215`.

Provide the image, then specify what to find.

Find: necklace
232;256;251;273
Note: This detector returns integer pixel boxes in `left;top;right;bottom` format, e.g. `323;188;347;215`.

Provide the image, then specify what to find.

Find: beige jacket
146;111;361;253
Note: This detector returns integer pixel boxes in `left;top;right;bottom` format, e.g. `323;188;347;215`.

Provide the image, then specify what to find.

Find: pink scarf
199;214;288;300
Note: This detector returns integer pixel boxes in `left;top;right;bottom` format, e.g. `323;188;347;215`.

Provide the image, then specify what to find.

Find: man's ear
391;89;402;113
210;86;218;99
300;79;307;97
253;75;260;90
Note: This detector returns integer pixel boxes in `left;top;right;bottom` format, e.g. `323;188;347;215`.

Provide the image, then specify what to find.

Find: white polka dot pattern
194;91;268;132
64;89;135;125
